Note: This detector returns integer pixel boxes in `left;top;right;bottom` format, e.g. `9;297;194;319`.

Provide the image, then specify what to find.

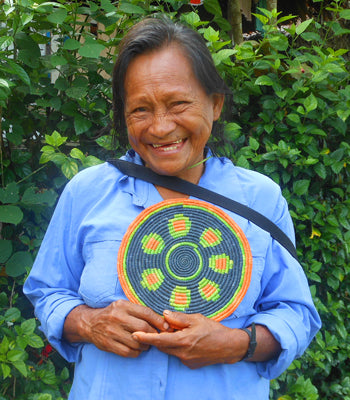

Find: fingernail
163;321;169;330
163;310;170;316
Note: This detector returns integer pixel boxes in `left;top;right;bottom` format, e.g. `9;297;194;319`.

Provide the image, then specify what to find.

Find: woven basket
117;199;252;321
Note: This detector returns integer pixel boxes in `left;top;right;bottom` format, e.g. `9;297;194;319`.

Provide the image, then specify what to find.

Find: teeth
152;139;182;148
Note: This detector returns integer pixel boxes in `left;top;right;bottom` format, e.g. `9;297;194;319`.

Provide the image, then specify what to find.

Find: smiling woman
23;16;321;400
123;45;224;182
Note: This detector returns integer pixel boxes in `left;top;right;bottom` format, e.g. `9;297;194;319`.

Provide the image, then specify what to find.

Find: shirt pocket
79;240;127;308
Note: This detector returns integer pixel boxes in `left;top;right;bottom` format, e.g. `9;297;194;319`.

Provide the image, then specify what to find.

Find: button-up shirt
24;150;321;400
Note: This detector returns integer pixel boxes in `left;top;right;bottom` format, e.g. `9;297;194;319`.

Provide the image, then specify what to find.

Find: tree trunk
227;0;243;45
266;0;277;11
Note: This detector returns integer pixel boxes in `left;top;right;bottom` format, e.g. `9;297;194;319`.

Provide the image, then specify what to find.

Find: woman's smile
151;138;184;151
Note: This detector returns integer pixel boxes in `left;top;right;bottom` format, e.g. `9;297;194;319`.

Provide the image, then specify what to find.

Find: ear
212;93;225;121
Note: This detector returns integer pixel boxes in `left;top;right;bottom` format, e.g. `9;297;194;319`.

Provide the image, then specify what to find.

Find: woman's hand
131;310;249;369
132;310;281;369
63;300;169;358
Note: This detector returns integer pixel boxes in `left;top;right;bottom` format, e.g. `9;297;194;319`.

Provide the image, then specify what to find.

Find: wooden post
266;0;277;11
227;0;243;45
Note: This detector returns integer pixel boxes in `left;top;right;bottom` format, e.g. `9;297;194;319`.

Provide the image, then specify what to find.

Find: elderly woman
24;18;321;400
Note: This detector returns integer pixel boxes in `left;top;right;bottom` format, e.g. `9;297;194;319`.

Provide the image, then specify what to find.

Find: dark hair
112;17;231;143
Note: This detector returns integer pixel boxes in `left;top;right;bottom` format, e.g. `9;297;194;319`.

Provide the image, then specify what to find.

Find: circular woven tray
117;199;252;321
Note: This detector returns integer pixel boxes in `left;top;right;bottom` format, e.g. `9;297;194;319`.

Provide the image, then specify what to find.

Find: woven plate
117;199;252;321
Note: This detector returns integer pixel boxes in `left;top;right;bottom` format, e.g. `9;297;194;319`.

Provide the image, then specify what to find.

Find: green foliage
0;278;70;399
1;0;349;399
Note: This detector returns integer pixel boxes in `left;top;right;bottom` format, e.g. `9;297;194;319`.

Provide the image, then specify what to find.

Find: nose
148;112;177;138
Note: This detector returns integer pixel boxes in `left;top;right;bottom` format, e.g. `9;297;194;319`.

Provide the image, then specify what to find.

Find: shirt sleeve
23;179;85;362
246;197;321;379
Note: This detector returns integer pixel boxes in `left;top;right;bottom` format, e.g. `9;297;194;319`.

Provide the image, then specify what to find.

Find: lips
151;139;184;152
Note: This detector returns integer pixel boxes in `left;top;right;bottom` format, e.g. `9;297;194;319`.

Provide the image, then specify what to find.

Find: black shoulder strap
107;158;298;260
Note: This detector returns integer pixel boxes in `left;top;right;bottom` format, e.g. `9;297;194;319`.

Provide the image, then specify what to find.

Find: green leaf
96;135;114;150
36;394;53;400
304;94;317;112
39;366;57;385
74;115;92;135
78;41;105;58
0;182;20;204
236;155;250;169
45;131;67;147
0;337;9;355
21;187;58;206
212;49;235;66
249;137;259;151
287;113;301;124
118;2;146;14
296;19;313;35
101;0;116;13
50;54;68;67
27;334;44;349
339;9;350;19
269;34;289;51
0;79;10;90
61;160;79;179
82;155;103;168
21;319;36;335
21;12;34;26
47;7;68;24
12;360;27;377
70;148;85;161
314;163;327;179
203;26;220;43
310;128;326;136
1;363;11;379
5;251;33;277
293;180;310;196
0;205;23;224
15;33;41;68
0;240;12;263
255;75;274;86
66;86;88;99
204;0;222;17
5;307;21;322
63;38;81;50
6;59;31;86
7;349;25;362
0;36;14;50
60;366;69;380
181;12;201;27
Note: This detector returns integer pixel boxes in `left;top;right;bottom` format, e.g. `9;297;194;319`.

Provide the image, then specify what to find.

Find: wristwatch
240;322;257;360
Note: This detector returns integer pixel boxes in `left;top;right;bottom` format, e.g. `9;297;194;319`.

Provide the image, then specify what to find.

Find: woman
24;18;321;399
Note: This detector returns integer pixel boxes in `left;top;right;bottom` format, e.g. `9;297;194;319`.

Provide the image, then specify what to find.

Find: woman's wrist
63;304;94;344
239;323;257;360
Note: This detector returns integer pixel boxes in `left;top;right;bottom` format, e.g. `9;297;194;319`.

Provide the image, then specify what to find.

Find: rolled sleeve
23;179;85;362
247;242;321;379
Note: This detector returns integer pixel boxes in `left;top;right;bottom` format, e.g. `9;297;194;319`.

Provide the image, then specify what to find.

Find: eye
133;107;147;113
171;100;189;111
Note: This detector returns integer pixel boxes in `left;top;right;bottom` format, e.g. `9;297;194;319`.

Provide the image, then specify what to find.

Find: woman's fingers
65;300;168;358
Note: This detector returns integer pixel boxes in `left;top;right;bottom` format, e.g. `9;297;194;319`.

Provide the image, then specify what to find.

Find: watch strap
241;322;257;360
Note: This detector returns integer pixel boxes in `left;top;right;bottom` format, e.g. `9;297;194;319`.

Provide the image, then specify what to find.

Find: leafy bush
1;0;349;399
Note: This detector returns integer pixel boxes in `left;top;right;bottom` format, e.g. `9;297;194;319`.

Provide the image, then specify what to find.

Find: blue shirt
23;150;321;400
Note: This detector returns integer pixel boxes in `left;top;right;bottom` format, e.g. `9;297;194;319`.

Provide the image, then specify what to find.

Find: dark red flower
41;344;53;358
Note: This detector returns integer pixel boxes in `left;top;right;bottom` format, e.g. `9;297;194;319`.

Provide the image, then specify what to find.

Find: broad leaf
0;205;23;224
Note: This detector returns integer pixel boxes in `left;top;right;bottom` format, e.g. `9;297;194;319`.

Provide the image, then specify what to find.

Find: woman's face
123;45;224;182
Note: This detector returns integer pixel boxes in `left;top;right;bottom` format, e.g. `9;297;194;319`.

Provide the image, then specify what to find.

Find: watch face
118;199;252;321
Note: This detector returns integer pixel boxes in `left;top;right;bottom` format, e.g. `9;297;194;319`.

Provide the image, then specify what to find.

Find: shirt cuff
43;298;85;362
247;312;306;379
